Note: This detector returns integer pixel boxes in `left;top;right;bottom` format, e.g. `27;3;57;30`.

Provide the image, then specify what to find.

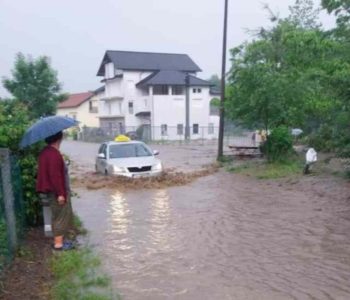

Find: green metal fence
0;149;25;273
0;170;10;271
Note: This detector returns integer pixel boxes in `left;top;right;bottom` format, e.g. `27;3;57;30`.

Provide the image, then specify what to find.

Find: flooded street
63;141;350;300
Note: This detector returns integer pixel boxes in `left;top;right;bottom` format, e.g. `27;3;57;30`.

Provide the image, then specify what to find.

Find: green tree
0;100;43;225
207;74;221;90
322;0;350;28
2;53;66;119
227;20;338;131
226;0;350;160
288;0;321;29
321;0;350;155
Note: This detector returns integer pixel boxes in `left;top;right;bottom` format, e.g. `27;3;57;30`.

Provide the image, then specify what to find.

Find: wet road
73;171;350;300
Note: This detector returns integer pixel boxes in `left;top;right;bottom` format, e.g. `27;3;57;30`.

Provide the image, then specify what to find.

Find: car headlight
113;166;125;173
152;162;162;171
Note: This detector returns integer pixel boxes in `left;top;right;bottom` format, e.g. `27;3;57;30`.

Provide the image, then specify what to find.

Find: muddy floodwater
64;141;350;300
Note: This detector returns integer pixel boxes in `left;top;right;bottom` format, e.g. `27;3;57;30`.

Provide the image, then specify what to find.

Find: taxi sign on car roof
114;135;131;142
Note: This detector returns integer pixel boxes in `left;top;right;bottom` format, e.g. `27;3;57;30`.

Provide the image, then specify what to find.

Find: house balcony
100;95;124;101
98;114;125;119
135;97;151;117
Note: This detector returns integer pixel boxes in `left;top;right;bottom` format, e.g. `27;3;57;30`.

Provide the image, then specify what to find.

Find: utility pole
217;0;229;160
185;73;190;140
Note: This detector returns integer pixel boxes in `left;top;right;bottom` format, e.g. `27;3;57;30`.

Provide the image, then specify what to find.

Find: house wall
101;71;152;129
99;63;217;140
57;100;99;127
151;86;217;140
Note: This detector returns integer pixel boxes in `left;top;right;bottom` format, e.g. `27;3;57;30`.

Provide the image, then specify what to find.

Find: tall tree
2;53;66;119
207;74;221;91
322;0;350;27
226;17;340;132
288;0;321;29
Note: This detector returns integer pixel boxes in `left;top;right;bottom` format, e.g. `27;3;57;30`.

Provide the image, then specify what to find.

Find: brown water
74;172;350;300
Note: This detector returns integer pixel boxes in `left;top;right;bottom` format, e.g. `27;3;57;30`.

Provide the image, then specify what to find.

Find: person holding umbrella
36;131;74;250
20;116;78;250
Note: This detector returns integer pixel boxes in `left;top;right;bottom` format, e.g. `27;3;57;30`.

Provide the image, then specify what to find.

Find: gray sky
0;0;335;97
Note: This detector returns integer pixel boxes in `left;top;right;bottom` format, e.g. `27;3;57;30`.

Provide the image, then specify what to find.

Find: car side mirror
153;150;160;156
98;153;106;159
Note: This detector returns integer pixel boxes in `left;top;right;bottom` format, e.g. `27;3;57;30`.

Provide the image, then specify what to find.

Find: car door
96;143;107;173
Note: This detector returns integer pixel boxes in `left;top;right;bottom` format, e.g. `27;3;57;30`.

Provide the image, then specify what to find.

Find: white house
96;50;220;140
57;91;99;127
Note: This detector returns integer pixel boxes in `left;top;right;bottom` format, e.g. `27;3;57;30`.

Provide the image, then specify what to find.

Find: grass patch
73;214;88;236
51;248;119;300
227;159;303;179
217;155;233;164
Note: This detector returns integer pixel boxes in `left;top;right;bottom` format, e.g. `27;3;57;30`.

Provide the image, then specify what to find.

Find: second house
96;50;219;140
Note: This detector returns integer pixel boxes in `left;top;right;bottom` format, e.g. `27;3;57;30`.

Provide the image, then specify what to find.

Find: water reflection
149;189;171;251
75;173;350;300
110;191;131;236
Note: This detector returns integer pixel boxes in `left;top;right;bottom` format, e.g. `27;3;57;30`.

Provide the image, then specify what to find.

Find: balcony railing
100;95;123;101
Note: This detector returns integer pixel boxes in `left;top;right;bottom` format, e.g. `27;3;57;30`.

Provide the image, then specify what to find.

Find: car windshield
109;143;152;159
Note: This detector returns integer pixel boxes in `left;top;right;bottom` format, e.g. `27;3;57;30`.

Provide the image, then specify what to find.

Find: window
128;101;134;114
193;88;196;93
210;99;220;116
109;144;152;158
154;85;169;95
193;124;199;134
177;124;184;135
172;86;184;95
98;144;107;158
118;122;125;134
193;88;202;93
197;88;202;93
161;124;168;136
89;101;98;113
98;144;105;154
208;123;214;134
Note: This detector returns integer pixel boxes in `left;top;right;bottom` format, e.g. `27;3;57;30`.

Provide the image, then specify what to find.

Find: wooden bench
228;145;262;157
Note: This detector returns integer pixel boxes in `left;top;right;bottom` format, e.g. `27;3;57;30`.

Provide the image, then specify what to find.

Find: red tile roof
58;92;93;108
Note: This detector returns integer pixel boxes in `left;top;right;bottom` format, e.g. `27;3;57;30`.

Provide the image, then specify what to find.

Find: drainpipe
185;73;190;140
150;86;154;141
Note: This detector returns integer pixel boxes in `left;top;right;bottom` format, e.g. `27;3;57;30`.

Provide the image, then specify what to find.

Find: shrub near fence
0;149;25;273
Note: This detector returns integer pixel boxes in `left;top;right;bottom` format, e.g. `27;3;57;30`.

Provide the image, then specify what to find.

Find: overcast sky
0;0;335;97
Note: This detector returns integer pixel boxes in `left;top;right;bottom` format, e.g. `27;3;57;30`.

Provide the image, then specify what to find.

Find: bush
307;124;335;152
0;100;43;225
262;126;294;162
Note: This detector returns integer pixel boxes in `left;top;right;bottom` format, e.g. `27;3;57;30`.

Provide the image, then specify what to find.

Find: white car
95;141;163;178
